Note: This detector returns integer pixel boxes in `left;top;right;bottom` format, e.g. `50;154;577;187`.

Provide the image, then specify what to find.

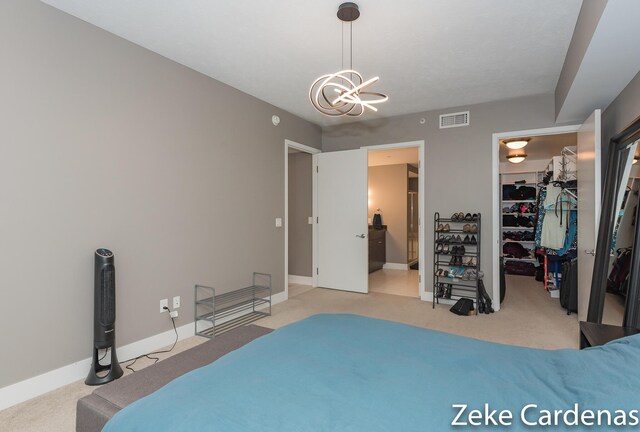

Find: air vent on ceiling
439;111;470;129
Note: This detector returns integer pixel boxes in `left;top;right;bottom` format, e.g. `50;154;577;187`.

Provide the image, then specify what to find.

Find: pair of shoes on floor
463;224;479;233
436;223;450;232
462;235;478;245
450;245;465;256
462;256;477;267
435;244;450;254
435;269;449;277
435;282;452;299
437;235;462;244
447;267;466;279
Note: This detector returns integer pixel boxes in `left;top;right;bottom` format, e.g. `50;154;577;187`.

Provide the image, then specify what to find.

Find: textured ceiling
40;0;583;127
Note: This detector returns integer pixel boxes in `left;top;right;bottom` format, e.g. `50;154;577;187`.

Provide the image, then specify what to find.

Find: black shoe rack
433;212;481;312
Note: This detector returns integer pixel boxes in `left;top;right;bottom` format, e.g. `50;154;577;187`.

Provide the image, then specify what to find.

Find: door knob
584;249;596;256
356;234;366;238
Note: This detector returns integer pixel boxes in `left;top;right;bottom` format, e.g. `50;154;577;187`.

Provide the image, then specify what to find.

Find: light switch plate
275;218;282;227
173;296;180;309
308;217;313;225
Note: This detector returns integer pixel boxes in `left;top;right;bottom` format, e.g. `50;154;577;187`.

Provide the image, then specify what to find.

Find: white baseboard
0;290;290;412
383;263;410;270
0;321;194;412
288;275;312;285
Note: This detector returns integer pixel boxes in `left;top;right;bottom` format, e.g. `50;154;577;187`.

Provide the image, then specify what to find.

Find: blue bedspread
103;314;640;431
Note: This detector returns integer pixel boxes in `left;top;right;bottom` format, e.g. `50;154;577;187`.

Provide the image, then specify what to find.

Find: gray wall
324;93;572;300
368;164;408;264
0;0;321;389
602;70;640;149
288;152;313;277
555;0;608;119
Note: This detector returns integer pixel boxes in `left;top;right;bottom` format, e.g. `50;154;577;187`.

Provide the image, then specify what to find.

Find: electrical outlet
170;310;179;319
173;296;181;309
160;298;168;313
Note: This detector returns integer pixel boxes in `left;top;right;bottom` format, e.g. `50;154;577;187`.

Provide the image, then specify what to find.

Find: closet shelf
502;212;536;216
504;258;537;263
502;200;536;203
502;227;534;231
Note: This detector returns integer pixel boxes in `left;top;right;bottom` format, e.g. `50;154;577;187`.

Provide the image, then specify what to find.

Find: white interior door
316;149;368;293
577;109;601;321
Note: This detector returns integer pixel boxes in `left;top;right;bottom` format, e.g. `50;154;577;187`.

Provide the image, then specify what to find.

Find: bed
102;314;640;431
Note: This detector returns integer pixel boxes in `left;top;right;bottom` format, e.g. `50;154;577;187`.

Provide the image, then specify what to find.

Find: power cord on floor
120;305;178;373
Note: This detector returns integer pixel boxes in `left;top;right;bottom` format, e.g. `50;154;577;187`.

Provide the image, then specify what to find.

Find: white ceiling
368;147;418;167
41;0;583;127
499;132;576;161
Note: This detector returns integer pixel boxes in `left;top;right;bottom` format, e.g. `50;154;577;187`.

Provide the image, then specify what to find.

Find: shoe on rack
470;256;477;267
463;224;471;233
464;213;472;221
459;245;466;256
443;223;450;232
449;255;456;266
451;212;459;221
443;284;451;299
442;244;450;254
435;283;444;298
437;223;444;232
472;213;478;221
436;244;443;253
470;235;477;245
470;224;478;233
463;235;470;244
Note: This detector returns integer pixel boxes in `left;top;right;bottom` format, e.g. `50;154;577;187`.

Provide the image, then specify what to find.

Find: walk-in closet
499;133;581;317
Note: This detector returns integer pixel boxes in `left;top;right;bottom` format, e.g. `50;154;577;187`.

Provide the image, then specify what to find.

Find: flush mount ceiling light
505;139;530;150
634;156;639;165
507;154;527;164
309;2;388;117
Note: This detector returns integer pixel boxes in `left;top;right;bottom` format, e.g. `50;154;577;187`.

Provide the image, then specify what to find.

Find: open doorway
367;146;420;298
284;140;320;299
499;132;581;320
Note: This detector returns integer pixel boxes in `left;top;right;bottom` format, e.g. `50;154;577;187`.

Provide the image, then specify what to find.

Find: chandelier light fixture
310;2;388;117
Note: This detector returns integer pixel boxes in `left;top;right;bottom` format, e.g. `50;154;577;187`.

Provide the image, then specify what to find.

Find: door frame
363;140;427;300
284;139;321;299
491;125;580;311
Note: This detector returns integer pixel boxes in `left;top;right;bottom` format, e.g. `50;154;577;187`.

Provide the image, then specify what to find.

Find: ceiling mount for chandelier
309;2;388;117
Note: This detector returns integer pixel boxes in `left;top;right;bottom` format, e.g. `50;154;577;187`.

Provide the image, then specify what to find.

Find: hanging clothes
541;184;566;249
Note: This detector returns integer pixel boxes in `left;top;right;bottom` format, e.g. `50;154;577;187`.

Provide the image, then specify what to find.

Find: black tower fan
85;248;123;385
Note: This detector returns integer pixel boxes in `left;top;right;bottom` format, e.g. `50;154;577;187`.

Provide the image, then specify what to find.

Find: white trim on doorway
284;139;321;300
362;140;427;300
491;125;580;311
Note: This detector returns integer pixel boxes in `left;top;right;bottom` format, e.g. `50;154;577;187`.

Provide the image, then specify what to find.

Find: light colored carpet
1;274;577;431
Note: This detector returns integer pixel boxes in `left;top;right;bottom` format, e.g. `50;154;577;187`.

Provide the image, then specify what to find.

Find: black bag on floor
560;259;578;314
450;298;474;316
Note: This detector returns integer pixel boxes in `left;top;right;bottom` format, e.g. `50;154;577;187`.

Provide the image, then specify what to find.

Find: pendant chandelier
310;3;388;117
